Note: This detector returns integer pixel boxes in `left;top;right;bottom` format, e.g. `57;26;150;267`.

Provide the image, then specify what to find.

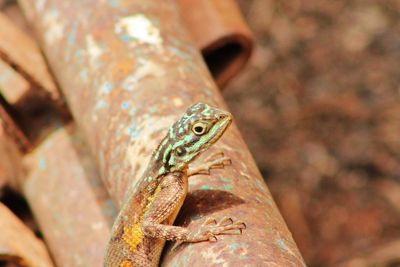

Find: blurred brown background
225;0;400;266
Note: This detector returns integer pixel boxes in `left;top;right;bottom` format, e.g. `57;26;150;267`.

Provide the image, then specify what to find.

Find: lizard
104;102;246;267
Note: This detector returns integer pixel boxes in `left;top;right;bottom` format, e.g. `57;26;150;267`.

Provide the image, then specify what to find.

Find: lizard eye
192;122;207;136
175;146;186;157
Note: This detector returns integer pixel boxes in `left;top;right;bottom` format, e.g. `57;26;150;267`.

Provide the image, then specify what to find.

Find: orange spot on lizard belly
122;185;162;251
119;259;134;267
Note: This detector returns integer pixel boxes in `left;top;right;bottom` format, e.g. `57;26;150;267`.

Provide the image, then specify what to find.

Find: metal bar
0;202;54;267
0;123;23;190
18;0;305;265
21;124;117;267
177;0;254;87
0;58;31;105
0;100;30;154
0;12;59;101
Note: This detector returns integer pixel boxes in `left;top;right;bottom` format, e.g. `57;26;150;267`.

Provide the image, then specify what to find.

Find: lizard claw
218;216;234;226
189;217;246;242
203;218;217;226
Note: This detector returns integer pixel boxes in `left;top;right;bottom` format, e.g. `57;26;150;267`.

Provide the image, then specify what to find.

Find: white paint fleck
172;97;183;107
43;10;64;44
200;249;228;267
121;59;165;90
35;0;46;11
115;14;163;47
85;35;103;65
91;222;105;230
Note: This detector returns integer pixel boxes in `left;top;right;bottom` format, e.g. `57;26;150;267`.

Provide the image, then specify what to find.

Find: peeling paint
38;158;47;170
79;69;88;81
168;47;192;60
200;249;228;267
86;35;103;66
67;23;78;47
255;179;266;191
121;59;165;90
35;0;46;12
108;0;119;8
199;185;212;191
99;81;113;94
121;101;130;110
115;14;163;47
91;222;105;230
276;239;288;251
43;10;64;44
94;99;108;110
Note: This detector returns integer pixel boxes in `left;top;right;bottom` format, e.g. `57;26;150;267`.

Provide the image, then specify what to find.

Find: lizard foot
189;216;246;242
188;151;232;177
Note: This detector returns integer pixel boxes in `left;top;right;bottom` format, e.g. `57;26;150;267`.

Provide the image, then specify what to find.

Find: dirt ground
225;1;400;266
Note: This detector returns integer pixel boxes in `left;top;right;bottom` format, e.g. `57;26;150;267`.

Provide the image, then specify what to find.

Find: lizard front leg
142;173;245;243
187;151;231;177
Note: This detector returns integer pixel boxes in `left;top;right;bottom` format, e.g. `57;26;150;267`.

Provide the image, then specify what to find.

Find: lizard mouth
207;113;232;145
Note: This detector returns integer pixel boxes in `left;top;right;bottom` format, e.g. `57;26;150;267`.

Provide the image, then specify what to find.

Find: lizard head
162;102;232;172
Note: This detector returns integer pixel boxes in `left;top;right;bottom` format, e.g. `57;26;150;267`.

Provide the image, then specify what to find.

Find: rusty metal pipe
0;122;23;191
18;0;305;265
0;202;54;267
19;124;116;267
176;0;254;87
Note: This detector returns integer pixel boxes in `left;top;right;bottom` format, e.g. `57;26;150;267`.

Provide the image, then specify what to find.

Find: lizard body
104;103;245;267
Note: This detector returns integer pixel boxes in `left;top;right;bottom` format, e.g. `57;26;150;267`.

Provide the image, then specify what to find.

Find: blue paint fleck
149;106;157;114
199;185;212;191
121;75;137;91
121;101;130;110
220;177;230;183
102;199;117;218
182;255;188;267
203;87;213;96
171;258;179;267
108;0;118;7
121;34;132;43
276;238;289;251
67;32;75;46
95;100;108;110
67;23;77;46
256;179;266;191
129;106;139;116
127;125;141;138
38;158;46;170
230;242;240;250
221;184;233;191
220;177;233;191
100;81;113;94
79;69;88;81
169;47;192;60
74;50;84;64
